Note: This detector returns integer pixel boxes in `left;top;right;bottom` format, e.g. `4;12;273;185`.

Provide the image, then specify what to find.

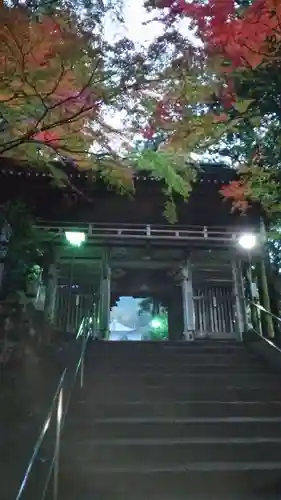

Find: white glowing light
65;231;86;247
150;318;162;329
238;233;257;250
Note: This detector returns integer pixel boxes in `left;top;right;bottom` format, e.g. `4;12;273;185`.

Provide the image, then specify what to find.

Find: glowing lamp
238;233;257;250
65;231;86;247
150;317;163;329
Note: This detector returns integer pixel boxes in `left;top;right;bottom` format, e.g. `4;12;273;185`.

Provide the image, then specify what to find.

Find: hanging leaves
144;0;281;220
0;4;104;164
220;180;250;213
156;0;281;70
0;2;163;192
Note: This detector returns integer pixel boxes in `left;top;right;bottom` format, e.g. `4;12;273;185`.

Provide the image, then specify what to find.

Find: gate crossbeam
36;222;254;245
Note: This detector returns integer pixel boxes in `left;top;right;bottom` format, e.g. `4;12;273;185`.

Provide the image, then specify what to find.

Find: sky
111;296;142;325
104;0;198;46
104;1;230;164
102;0;200;151
122;1;166;46
104;0;165;46
102;1;163;153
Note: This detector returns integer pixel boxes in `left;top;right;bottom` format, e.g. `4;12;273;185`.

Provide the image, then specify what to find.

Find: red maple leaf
143;126;156;139
213;113;228;122
159;0;280;70
33;130;60;147
220;180;250;212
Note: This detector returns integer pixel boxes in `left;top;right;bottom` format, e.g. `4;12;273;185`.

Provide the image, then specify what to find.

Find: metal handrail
245;298;281;351
249;299;281;324
15;369;66;500
15;313;92;500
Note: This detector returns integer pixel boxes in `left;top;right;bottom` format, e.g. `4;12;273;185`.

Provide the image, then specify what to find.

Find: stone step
57;468;281;500
88;344;255;357
90;354;252;361
79;378;281;396
90;363;269;374
75;384;281;401
89;348;258;359
59;440;281;468
63;419;281;441
66;400;281;419
88;373;277;385
62;436;281;446
93;342;250;349
89;357;263;368
90;341;245;350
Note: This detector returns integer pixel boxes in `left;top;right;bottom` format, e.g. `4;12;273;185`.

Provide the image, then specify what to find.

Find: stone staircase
56;340;281;500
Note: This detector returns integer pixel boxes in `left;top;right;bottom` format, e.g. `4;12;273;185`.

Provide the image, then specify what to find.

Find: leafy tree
150;0;280;70
149;319;168;341
0;202;46;299
138;297;167;316
143;0;281;297
138;297;168;340
0;4;147;178
0;1;199;215
144;0;281;219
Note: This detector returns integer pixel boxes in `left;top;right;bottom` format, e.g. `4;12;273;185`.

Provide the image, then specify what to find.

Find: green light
65;231;86;247
150;317;163;329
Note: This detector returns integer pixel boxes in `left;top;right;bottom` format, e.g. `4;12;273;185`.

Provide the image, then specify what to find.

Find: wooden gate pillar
232;258;246;341
181;262;195;340
99;249;111;339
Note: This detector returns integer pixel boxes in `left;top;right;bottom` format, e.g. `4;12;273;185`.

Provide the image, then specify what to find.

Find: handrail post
53;388;63;500
80;345;85;388
80;316;88;388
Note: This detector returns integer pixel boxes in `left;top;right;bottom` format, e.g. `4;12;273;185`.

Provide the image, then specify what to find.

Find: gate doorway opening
109;296;168;341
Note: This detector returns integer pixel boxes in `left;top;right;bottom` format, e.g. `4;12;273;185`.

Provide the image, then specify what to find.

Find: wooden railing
36;222;257;244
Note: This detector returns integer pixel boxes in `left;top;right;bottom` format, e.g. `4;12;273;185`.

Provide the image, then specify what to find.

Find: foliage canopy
144;0;281;221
